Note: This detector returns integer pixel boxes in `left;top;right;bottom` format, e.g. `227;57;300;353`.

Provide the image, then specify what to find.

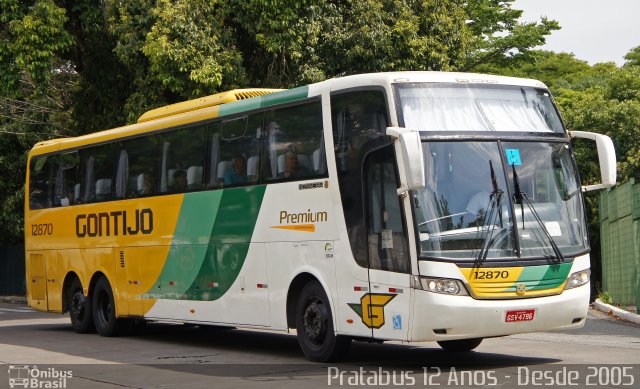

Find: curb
0;296;27;305
593;299;640;325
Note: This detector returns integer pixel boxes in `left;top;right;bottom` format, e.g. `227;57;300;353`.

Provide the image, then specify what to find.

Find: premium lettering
279;209;328;224
76;209;153;237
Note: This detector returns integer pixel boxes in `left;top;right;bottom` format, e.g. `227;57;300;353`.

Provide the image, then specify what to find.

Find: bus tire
437;338;483;352
92;276;126;337
68;278;95;333
295;281;351;362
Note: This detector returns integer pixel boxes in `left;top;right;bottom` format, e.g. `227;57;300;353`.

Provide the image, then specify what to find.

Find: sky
513;0;640;66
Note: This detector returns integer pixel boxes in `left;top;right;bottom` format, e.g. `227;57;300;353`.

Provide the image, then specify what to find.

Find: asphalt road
1;302;639;388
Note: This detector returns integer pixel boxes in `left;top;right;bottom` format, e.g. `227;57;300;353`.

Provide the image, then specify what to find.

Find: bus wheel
437;338;483;352
92;277;126;337
295;281;351;362
68;278;95;333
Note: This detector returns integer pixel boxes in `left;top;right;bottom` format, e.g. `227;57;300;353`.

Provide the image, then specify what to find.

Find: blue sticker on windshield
505;149;522;166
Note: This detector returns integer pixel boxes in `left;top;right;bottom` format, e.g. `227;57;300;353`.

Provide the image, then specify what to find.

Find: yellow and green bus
25;72;616;362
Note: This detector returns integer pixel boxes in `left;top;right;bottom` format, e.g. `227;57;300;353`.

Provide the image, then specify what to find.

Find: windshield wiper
475;161;504;266
511;164;565;263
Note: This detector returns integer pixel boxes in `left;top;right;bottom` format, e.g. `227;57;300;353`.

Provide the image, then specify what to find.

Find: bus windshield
413;141;588;260
397;83;564;133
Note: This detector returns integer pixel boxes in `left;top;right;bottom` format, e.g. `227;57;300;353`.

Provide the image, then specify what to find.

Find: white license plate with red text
505;309;535;322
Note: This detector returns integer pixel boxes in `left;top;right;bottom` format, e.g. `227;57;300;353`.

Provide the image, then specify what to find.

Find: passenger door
364;147;412;341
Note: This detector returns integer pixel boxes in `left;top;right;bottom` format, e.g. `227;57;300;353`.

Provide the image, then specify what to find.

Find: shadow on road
2;319;560;379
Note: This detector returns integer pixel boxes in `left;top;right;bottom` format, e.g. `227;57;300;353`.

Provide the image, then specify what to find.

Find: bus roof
326;71;548;91
28;72;549;157
136;88;283;123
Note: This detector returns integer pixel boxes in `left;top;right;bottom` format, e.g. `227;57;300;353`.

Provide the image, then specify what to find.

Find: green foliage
598;291;613;305
0;0;76;243
623;45;640;67
0;0;73;95
143;0;245;96
462;0;560;70
0;0;634;252
324;0;471;73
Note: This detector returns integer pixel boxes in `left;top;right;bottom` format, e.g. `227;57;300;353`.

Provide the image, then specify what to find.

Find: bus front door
364;147;412;341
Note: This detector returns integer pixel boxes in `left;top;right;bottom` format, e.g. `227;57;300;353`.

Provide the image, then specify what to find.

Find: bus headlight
565;269;590;289
411;276;468;296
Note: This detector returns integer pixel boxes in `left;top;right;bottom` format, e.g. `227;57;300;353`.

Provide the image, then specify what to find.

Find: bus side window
207;122;221;189
79;144;115;203
158;125;206;193
29;156;55;209
116;136;157;198
218;116;260;188
52;152;79;207
263;100;325;182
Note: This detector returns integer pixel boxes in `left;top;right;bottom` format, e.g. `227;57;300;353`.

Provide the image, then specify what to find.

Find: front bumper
410;283;589;342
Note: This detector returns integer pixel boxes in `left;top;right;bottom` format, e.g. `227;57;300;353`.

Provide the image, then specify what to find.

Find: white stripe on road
0;308;35;313
0;344;120;364
0;317;69;328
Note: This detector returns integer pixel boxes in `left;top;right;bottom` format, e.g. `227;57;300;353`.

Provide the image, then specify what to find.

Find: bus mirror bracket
386;127;426;192
569;130;617;192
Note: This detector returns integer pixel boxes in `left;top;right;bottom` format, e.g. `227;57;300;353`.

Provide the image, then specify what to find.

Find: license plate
505;309;535;322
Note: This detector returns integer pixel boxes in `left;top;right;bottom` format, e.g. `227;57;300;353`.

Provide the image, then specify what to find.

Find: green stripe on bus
147;186;266;301
183;186;266;300
503;263;572;292
260;86;309;108
216;86;308;118
144;191;223;299
219;98;263;117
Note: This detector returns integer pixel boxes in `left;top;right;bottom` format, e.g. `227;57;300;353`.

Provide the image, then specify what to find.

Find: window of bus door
330;90;390;268
365;146;410;273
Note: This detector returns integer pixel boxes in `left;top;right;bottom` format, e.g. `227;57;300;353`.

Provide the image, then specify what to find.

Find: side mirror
386;127;425;192
569;131;617;191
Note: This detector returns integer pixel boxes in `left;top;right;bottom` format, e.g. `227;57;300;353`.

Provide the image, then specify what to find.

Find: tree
623;45;640;67
462;0;560;71
0;0;578;246
0;0;75;243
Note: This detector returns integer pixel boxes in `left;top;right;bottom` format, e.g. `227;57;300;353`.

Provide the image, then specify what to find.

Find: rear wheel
295;281;351;362
437;338;483;352
68;278;94;333
92;277;126;336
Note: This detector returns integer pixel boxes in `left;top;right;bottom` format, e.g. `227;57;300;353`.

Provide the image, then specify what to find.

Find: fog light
413;276;468;296
565;269;591;289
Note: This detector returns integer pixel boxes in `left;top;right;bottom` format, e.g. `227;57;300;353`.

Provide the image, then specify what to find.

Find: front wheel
295;281;351;362
92;277;126;336
437;338;483;352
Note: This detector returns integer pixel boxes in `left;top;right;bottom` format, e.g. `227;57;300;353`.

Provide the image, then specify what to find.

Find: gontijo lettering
76;208;153;237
